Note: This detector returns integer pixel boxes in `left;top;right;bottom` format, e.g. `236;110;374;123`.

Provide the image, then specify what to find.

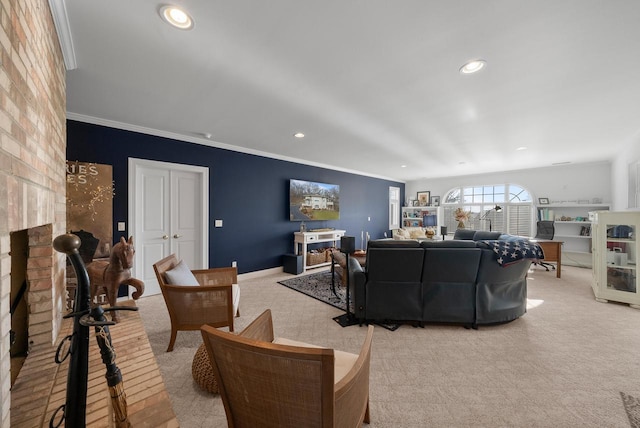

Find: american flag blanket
480;240;544;267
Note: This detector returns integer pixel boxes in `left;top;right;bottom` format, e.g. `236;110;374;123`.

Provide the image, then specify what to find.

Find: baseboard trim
238;266;283;280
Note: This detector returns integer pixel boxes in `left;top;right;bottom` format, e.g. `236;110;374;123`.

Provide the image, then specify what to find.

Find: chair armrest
239;309;275;342
162;283;232;292
335;325;374;426
192;267;237;286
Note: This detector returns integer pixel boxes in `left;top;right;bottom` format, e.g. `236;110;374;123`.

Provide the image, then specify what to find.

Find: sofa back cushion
368;239;421;249
422;248;482;283
366;247;424;280
421;248;481;323
473;231;502;241
453;229;477;240
420;240;476;248
365;247;424;321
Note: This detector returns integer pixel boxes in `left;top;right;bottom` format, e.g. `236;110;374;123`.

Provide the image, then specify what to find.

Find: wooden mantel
10;301;178;427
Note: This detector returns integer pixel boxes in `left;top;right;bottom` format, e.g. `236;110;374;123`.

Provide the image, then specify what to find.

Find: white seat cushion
232;283;240;316
273;337;358;383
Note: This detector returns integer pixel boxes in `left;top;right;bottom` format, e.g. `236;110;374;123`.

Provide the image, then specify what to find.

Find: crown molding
48;0;77;70
66;112;406;183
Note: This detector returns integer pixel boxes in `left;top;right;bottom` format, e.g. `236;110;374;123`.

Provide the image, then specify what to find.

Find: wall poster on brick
66;161;114;260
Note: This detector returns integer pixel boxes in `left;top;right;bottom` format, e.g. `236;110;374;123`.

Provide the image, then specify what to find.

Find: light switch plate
215;219;223;227
117;222;126;231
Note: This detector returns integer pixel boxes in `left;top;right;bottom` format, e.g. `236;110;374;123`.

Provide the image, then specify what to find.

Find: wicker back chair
201;309;373;427
153;254;239;352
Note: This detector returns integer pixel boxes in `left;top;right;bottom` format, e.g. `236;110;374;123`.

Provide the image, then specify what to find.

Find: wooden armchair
153;254;240;352
201;309;374;427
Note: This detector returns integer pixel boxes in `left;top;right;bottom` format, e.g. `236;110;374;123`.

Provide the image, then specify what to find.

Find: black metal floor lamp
480;205;502;231
333;236;359;327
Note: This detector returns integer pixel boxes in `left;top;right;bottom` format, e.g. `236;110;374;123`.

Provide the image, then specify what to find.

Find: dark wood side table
330;250;366;297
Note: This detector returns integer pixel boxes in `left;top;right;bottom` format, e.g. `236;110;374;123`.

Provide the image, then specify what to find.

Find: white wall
406;161;611;206
611;135;640;211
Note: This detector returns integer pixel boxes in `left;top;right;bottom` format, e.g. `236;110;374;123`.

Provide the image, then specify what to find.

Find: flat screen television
290;179;340;221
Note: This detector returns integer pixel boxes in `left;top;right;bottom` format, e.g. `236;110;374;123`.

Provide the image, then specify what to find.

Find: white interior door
129;158;209;296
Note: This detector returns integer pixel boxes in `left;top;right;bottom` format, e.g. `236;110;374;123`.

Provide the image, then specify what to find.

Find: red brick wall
0;0;67;424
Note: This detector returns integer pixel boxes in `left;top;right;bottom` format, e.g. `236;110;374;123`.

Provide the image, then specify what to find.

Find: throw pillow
409;230;424;239
164;260;200;286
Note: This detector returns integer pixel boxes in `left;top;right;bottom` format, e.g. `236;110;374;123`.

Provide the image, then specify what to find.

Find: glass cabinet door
604;223;636;293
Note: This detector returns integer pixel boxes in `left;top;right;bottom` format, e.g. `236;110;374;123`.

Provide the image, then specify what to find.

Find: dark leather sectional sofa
349;230;537;328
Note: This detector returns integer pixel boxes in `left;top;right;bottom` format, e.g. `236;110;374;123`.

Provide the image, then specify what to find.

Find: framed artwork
430;196;440;207
417;191;430;206
538;197;549;205
66;161;113;258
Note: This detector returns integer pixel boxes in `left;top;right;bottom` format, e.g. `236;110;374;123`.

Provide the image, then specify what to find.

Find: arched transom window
443;184;534;236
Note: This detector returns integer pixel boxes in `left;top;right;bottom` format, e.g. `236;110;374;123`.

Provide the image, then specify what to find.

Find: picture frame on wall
538;197;550;205
417;191;430;206
430;196;440;206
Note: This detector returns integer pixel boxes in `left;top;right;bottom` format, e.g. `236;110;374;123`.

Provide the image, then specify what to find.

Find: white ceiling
62;1;640;182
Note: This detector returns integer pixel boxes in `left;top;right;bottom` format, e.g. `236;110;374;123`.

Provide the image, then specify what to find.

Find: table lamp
441;226;448;240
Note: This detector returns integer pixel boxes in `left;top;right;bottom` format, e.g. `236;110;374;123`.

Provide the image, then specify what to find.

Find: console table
294;229;346;273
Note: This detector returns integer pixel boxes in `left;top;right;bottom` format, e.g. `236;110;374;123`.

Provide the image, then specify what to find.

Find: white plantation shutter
508;204;532;236
442;183;534;236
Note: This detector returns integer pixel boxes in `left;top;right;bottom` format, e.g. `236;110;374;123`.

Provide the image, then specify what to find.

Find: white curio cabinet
591;211;640;309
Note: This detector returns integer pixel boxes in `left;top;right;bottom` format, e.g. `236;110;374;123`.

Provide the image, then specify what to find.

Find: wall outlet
215;219;223;227
232;261;237;267
117;222;126;231
367;216;371;221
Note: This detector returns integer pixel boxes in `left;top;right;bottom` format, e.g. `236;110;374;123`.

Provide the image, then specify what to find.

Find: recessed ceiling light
460;59;486;75
159;5;194;30
293;132;305;138
516;146;528;151
400;165;407;168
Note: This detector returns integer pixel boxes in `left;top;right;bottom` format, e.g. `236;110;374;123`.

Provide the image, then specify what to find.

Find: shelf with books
537;203;609;268
401;206;441;229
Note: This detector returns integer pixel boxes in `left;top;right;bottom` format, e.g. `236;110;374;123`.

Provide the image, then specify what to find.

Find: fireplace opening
10;229;29;386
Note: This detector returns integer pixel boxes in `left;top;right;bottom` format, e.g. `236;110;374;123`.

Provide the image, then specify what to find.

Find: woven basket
306;251;326;266
192;343;218;394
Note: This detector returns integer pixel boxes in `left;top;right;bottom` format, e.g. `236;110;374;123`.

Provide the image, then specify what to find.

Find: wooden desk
533;239;563;278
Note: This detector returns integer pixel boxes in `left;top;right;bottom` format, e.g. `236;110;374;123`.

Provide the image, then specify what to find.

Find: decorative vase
457;221;465;229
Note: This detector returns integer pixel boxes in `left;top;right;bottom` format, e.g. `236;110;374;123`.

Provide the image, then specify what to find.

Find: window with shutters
442;184;533;236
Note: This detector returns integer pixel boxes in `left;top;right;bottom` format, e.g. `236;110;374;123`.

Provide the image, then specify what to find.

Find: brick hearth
10;301;178;427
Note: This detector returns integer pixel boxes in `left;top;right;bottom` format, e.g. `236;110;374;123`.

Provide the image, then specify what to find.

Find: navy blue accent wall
67;120;404;273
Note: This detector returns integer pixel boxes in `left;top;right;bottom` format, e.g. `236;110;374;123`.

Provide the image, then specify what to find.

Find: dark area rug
278;270;399;331
278;270;346;310
621;392;640;428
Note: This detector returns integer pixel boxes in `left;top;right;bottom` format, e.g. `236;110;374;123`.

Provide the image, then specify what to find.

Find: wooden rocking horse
87;236;144;322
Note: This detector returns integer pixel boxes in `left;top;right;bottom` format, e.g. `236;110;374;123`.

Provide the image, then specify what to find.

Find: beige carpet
137;265;640;427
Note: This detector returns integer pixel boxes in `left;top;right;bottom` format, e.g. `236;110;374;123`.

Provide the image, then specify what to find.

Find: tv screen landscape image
290;179;340;221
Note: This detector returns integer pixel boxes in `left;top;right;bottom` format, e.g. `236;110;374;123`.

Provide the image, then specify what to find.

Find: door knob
173;234;181;239
162;235;169;240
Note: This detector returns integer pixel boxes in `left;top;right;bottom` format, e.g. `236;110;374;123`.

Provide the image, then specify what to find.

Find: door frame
128;157;209;279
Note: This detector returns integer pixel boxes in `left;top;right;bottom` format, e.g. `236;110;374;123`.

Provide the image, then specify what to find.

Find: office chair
535;220;556;271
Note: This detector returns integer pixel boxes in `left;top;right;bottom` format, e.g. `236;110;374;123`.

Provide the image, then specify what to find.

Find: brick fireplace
10;225;62;350
0;0;67;425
